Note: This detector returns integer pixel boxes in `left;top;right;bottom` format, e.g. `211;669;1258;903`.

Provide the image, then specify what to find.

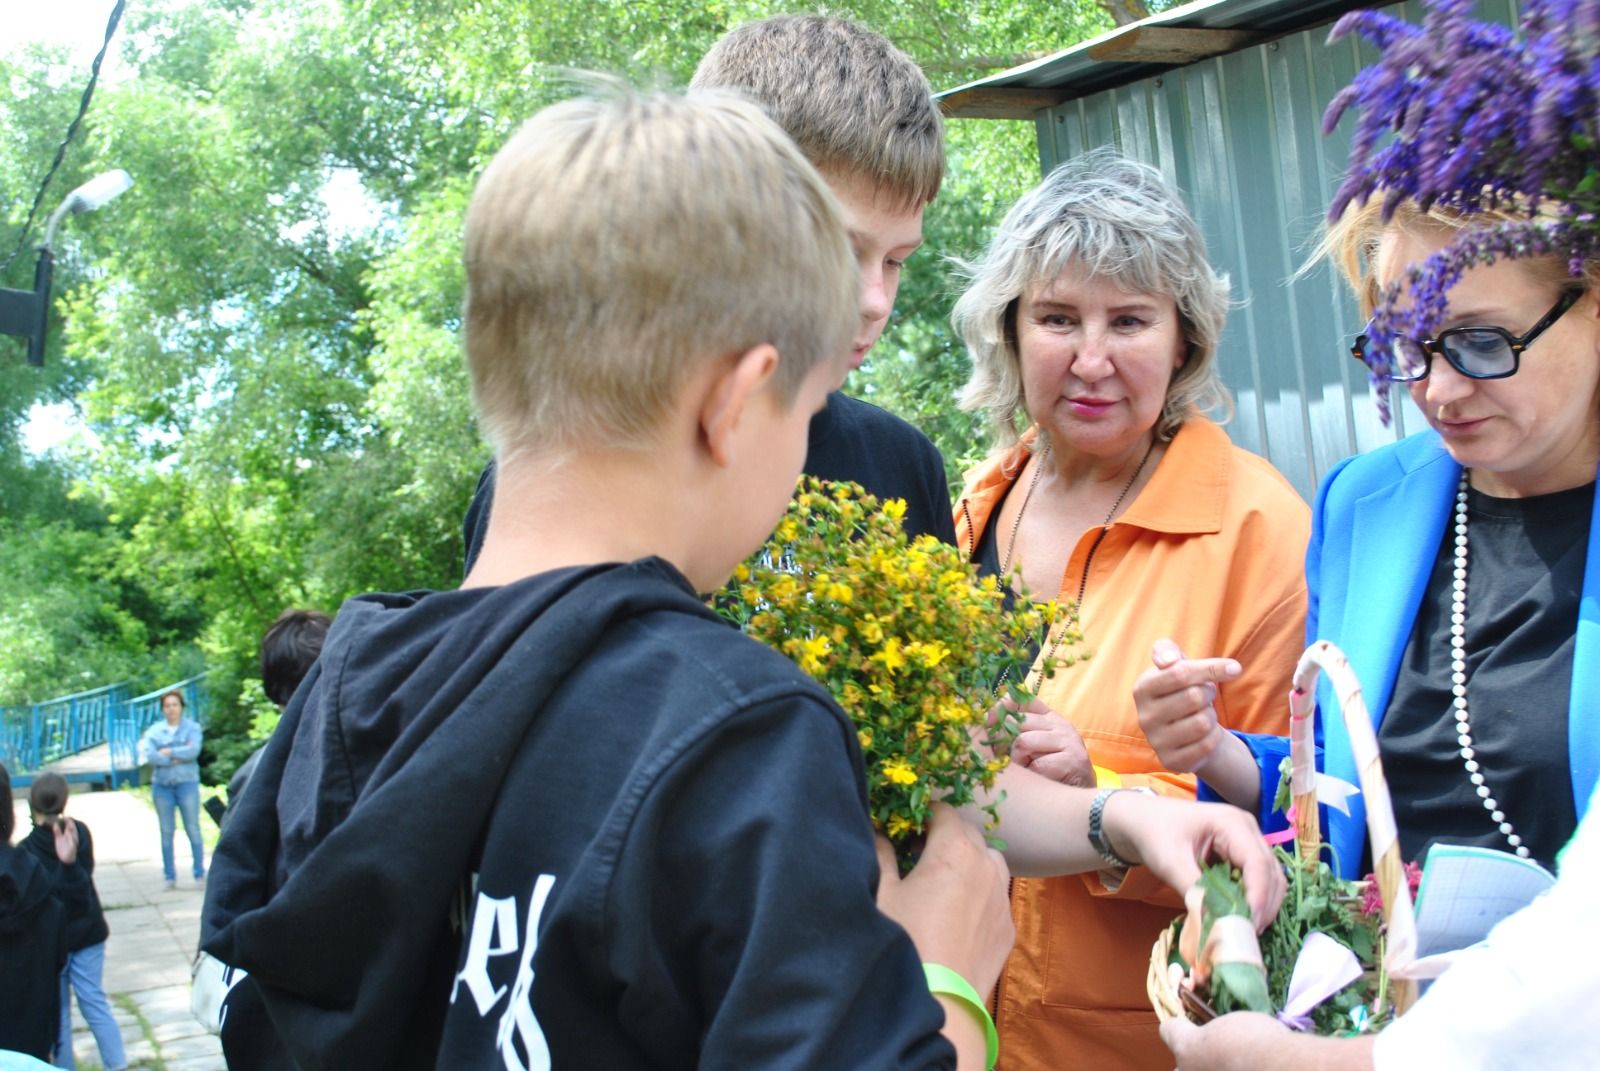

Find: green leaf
1212;961;1274;1014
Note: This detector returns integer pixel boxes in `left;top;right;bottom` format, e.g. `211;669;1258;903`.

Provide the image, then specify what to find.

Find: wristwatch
1087;788;1138;869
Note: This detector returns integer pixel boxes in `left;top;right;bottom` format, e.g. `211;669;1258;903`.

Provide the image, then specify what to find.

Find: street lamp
1;168;134;367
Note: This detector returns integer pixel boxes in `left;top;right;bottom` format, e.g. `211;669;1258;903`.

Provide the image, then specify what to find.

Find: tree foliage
2;0;1127;776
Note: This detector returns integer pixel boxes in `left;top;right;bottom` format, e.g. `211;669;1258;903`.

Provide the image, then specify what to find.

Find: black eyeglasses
1350;289;1583;382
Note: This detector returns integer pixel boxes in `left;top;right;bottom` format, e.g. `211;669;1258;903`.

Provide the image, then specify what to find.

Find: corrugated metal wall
1033;0;1520;500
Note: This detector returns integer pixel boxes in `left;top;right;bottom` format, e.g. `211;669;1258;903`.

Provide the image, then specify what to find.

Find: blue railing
0;674;207;787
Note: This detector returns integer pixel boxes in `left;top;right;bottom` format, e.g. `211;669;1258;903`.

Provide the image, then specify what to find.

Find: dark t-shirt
802;391;957;546
460;392;956;575
1381;481;1590;869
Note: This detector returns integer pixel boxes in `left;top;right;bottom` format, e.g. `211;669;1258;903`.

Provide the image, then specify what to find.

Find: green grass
111;992;168;1071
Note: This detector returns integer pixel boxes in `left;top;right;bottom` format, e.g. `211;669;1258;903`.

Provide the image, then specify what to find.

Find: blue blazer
1226;430;1600;877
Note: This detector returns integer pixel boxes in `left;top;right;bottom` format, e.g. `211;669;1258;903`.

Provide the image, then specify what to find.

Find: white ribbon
1276;931;1363;1030
1315;772;1360;816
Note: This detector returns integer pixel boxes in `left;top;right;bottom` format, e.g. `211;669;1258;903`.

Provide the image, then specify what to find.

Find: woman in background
138;690;204;890
951;149;1309;1070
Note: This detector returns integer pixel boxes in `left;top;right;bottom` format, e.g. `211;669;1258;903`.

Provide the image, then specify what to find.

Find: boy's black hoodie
203;557;951;1070
0;843;67;1057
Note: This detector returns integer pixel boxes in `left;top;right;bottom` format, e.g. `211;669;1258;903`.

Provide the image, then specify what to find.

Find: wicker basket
1147;639;1419;1025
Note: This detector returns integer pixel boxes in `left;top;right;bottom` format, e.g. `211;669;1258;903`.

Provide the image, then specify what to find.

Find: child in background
22;773;126;1071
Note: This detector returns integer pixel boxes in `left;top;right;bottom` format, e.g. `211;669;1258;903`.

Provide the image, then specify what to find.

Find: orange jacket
954;416;1309;1070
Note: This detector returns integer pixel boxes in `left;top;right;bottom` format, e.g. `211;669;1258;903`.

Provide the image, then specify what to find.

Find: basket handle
1287;640;1418;1013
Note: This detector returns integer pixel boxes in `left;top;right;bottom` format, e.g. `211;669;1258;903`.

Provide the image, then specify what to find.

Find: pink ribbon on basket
1264;775;1363;846
1264;804;1299;846
1276;932;1364;1031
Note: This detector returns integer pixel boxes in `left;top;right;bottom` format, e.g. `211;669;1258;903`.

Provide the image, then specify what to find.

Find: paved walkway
12;789;224;1071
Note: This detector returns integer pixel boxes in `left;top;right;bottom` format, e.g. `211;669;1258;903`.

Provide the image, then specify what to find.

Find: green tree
3;0;1120;774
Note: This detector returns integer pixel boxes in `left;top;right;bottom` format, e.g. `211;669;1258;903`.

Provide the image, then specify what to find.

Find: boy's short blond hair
463;89;857;459
691;15;943;210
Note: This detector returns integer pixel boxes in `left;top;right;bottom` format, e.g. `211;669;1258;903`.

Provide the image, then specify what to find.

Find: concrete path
12;789;224;1071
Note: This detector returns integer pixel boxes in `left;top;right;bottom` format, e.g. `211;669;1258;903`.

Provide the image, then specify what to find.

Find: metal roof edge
938;0;1379;119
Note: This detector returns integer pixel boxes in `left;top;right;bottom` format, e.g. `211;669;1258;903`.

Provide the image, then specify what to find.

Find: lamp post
1;169;133;367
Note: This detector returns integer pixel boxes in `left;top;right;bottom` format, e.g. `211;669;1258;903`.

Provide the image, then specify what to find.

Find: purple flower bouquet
1325;0;1600;421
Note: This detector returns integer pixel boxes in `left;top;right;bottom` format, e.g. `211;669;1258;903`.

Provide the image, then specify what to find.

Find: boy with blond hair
461;14;957;572
202;88;1013;1071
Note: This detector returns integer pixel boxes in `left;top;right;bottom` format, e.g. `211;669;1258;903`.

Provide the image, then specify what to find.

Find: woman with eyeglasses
1138;195;1600;879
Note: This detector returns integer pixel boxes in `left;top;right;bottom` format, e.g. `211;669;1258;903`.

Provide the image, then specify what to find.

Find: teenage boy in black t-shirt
460;16;958;574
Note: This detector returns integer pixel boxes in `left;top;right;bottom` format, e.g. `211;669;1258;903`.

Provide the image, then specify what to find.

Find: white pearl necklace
1451;470;1531;859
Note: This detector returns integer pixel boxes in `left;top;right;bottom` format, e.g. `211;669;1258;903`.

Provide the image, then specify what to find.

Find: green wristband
922;962;998;1071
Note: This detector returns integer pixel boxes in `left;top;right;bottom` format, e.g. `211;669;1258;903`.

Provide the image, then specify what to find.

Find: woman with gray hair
951;149;1309;1070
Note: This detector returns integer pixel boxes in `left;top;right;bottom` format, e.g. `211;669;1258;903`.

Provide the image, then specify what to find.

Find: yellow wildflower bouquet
722;478;1080;855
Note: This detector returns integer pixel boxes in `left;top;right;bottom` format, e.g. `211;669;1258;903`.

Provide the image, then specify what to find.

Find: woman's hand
999;697;1095;788
1135;640;1261;810
1161;1012;1374;1070
1135;639;1237;771
1101;791;1285;930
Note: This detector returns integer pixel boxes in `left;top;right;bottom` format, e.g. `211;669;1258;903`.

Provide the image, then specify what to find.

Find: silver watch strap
1088;788;1135;869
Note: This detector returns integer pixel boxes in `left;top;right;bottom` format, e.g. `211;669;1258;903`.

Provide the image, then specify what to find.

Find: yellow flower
938;701;970;724
798;635;831;673
870;637;906;674
770;574;800;604
881;759;918;786
718;476;1083;860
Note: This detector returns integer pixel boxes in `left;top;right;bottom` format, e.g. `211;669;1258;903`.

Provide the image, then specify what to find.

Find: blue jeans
152;780;205;881
55;941;127;1070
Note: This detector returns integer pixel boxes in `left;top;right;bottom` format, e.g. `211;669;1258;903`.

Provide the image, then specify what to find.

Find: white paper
1413;843;1556;960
